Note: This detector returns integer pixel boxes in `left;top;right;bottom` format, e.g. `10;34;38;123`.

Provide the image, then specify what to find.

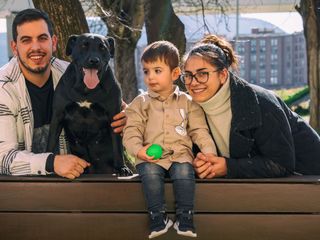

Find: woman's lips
190;87;206;94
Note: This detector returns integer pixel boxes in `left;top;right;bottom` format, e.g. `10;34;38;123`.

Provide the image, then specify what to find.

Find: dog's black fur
47;33;132;176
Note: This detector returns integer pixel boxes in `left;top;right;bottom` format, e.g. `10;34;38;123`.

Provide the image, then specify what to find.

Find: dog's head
66;33;115;90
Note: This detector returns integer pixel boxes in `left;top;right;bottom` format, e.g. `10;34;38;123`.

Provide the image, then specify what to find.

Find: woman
181;34;320;178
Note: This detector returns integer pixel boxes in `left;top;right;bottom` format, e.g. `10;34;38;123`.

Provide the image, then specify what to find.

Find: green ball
146;144;163;160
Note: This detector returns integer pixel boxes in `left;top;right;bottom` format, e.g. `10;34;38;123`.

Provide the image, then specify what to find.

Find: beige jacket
123;86;217;170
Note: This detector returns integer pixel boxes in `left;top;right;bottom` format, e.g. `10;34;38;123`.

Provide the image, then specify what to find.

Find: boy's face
142;59;180;97
11;19;57;76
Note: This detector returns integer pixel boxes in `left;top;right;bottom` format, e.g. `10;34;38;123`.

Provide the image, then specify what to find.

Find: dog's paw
118;166;133;176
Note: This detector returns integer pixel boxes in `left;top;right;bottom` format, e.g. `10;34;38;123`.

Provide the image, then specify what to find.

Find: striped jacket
0;57;69;175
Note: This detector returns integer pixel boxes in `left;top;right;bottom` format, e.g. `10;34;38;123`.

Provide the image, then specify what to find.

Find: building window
250;69;256;83
271;63;278;69
237;43;245;55
270;77;278;84
259;39;266;53
251;40;256;53
259;69;266;84
270;69;278;84
260;39;266;46
286;62;291;68
238;56;246;78
259;54;266;68
250;54;256;64
271;54;278;61
271;38;278;46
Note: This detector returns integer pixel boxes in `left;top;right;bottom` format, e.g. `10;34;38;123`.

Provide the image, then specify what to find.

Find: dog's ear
66;35;79;56
105;37;115;58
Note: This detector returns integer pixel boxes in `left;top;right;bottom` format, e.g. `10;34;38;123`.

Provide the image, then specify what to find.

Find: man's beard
17;52;50;74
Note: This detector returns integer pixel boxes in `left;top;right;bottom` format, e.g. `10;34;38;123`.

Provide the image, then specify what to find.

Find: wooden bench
0;175;319;240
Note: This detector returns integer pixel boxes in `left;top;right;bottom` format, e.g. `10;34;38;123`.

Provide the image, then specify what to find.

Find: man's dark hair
12;8;54;42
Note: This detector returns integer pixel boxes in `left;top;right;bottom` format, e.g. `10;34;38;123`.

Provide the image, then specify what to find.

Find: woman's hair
182;34;238;70
141;40;180;70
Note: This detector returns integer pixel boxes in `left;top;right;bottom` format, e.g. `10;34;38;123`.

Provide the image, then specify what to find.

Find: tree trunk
98;0;144;103
144;0;186;91
144;0;186;56
113;39;140;102
296;0;320;133
33;0;89;61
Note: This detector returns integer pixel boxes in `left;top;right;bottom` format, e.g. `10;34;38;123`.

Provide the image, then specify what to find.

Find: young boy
123;41;217;238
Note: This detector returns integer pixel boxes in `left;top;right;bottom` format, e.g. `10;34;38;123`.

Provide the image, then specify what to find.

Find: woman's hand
193;152;227;178
193;152;214;178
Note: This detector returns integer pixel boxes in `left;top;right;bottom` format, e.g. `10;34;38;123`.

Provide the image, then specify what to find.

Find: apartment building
235;28;307;89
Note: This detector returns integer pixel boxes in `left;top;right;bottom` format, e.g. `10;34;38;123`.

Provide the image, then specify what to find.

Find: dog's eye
81;42;89;48
99;43;106;50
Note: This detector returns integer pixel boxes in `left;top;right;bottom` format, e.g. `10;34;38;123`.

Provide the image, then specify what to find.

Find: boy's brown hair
141;41;180;70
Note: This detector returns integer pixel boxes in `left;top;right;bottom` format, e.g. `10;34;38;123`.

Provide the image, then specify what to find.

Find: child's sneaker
148;211;173;239
174;210;197;237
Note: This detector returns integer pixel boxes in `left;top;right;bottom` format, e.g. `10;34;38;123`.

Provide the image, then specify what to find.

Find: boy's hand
137;144;157;162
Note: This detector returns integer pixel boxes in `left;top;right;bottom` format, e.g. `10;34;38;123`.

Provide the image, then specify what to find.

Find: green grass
274;86;307;101
283;86;309;106
273;85;310;116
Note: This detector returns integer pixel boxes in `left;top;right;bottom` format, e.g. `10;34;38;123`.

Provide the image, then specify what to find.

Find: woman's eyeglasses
180;70;219;85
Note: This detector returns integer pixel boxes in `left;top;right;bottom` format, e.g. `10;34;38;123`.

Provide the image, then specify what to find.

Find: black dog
47;33;132;176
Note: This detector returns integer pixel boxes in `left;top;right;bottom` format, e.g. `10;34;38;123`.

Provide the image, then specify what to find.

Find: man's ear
52;35;58;53
10;40;18;57
66;35;78;56
105;37;115;58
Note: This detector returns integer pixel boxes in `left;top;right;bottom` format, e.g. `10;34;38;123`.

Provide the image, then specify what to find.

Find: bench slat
0;213;319;240
0;181;319;212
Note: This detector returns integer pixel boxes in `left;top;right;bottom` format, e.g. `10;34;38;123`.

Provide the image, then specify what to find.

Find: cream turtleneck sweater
198;74;232;158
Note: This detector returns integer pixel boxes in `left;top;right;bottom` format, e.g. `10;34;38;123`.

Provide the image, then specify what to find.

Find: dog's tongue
83;68;99;89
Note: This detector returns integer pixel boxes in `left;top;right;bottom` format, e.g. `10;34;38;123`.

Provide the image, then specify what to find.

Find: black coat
226;73;320;178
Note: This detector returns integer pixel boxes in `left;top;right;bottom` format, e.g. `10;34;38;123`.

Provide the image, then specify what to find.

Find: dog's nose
89;57;100;65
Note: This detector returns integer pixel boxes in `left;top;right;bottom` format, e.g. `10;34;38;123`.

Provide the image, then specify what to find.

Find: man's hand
54;154;90;179
111;100;127;134
193;152;227;179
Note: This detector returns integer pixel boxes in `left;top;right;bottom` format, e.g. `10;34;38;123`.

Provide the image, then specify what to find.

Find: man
0;8;126;179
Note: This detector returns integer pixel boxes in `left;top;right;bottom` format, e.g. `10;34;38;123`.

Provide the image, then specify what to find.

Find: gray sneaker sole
149;219;173;239
174;221;197;238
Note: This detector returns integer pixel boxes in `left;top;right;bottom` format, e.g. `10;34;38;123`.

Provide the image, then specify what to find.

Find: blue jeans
136;162;195;214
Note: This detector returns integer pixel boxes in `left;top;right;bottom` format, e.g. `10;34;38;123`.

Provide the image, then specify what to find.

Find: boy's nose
147;72;154;80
